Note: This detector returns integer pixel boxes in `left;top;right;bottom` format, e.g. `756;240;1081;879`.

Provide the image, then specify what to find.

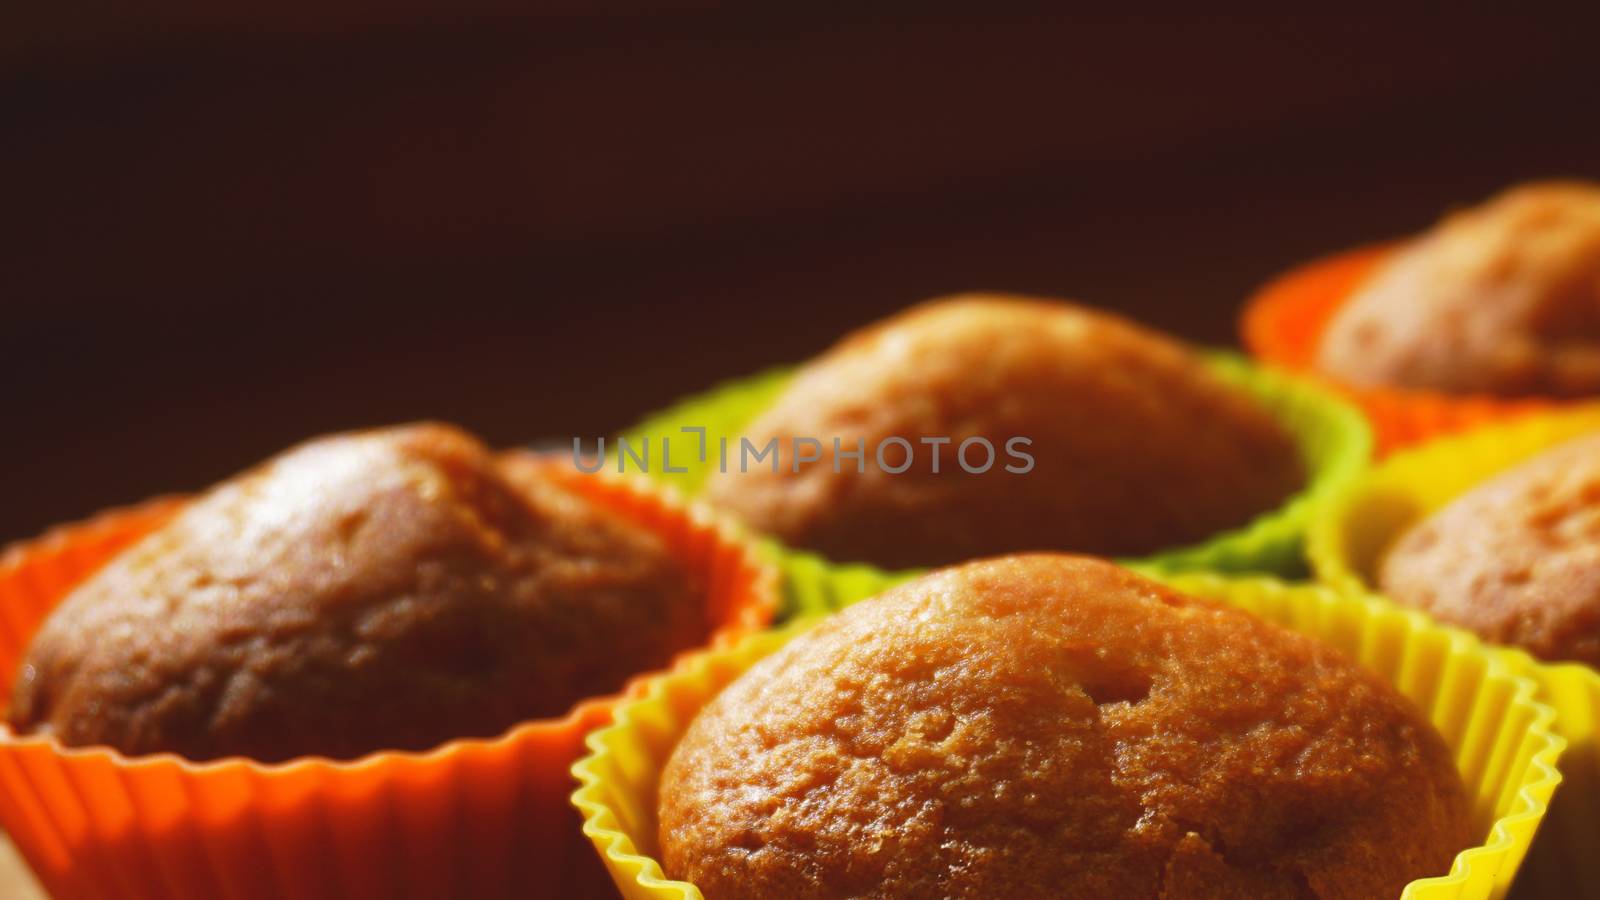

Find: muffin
1379;430;1600;666
1317;181;1600;396
8;422;708;762
659;555;1471;899
703;295;1305;569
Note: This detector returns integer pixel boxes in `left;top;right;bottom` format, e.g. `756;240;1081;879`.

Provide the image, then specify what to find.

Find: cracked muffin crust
703;295;1305;569
1317;181;1600;396
8;423;707;763
1380;431;1600;665
659;555;1470;899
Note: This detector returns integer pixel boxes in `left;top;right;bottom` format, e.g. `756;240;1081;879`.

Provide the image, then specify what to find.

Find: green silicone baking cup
620;352;1372;617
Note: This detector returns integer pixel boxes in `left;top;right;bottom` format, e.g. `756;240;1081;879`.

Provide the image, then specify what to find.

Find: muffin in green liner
618;353;1371;617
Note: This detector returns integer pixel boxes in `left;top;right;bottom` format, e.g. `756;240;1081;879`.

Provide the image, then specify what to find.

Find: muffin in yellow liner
1307;406;1600;893
618;352;1372;616
571;573;1564;900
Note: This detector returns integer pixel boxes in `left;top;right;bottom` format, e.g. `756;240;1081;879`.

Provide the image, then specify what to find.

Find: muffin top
1317;181;1600;396
660;555;1470;900
703;295;1304;569
1380;431;1600;665
9;423;707;762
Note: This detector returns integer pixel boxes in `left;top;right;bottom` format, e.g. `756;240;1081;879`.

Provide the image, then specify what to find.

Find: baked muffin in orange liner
1241;244;1554;456
0;466;778;900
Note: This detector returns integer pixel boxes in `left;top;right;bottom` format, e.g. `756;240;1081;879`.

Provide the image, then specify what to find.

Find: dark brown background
4;7;1600;545
3;10;1600;898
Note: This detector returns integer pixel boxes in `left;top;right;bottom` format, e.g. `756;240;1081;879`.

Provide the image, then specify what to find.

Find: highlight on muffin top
1317;180;1600;397
659;554;1471;900
1380;429;1600;666
8;423;709;763
703;294;1305;569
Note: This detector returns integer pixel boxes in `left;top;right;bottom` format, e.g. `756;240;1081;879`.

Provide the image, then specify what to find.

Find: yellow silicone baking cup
571;573;1564;900
621;352;1372;615
1307;405;1600;893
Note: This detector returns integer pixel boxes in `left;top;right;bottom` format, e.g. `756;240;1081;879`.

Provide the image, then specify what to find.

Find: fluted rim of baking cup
570;572;1564;900
620;351;1372;615
0;465;779;777
1240;242;1558;454
570;620;809;899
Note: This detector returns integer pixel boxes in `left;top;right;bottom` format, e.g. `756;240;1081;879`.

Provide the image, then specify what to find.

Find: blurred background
4;7;1600;549
4;8;1600;897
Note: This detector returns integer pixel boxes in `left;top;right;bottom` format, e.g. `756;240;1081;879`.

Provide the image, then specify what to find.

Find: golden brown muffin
1380;431;1600;665
1317;181;1600;396
660;555;1470;900
702;295;1304;569
9;423;706;763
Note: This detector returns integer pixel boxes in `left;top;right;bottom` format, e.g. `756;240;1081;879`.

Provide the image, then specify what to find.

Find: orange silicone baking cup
1241;244;1555;456
0;466;778;900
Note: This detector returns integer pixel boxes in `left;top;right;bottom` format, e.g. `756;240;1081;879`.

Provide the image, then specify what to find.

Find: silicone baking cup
1307;406;1600;894
621;353;1372;615
0;465;778;900
1241;244;1555;456
572;572;1564;900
